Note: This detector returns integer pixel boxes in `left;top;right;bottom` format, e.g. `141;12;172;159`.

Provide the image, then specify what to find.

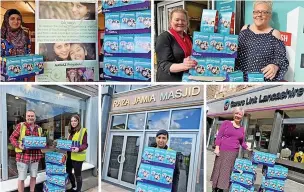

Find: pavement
206;150;304;192
11;176;98;192
101;181;132;192
84;186;98;192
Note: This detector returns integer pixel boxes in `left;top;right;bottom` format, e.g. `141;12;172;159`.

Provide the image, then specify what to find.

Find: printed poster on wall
35;0;98;82
215;0;236;12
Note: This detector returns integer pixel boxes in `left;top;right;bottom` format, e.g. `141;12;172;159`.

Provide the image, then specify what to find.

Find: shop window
114;85;130;93
111;115;127;130
127;113;145;130
130;85;150;90
6;94;79;179
146;111;170;130
280;124;304;163
170;108;202;130
260;131;271;150
148;136;156;147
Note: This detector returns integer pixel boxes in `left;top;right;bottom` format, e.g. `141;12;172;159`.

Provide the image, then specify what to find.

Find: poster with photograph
35;0;98;82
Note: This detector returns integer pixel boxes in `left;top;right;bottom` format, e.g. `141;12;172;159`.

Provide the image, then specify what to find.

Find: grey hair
253;0;273;13
233;107;245;116
26;110;36;115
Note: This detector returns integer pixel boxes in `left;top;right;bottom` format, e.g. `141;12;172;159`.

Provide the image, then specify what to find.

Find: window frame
110;105;203;132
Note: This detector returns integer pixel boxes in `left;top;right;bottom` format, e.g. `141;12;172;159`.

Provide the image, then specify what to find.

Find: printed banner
215;0;236;12
280;31;292;46
35;0;99;82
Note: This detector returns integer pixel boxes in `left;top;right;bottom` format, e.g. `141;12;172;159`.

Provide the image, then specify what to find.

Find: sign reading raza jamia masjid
113;86;201;108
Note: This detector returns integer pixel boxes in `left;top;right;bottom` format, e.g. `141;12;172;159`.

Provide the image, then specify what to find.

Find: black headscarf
1;9;29;55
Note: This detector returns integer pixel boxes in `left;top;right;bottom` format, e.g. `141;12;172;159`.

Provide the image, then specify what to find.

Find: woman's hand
214;146;220;156
261;64;279;80
182;56;197;70
72;147;79;152
53;140;57;147
247;147;253;152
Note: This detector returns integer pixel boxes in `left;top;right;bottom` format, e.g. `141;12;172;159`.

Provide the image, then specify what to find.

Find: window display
102;0;152;82
281;124;304;163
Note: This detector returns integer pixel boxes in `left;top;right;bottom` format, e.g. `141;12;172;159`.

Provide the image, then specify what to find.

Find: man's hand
72;147;79;152
19;143;24;150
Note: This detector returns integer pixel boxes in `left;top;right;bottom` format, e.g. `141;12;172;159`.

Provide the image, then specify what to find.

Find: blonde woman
155;8;197;82
236;0;289;82
210;107;252;192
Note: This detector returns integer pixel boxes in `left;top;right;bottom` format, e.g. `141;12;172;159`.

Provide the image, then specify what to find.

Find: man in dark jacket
151;129;180;192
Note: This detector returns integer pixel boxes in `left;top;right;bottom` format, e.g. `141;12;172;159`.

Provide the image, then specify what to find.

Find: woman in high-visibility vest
66;114;88;192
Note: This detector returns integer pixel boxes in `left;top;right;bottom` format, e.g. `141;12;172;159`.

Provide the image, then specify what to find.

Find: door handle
121;155;125;164
117;154;122;163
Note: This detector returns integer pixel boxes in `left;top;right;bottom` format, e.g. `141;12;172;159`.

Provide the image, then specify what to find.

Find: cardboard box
142;147;155;161
104;57;119;76
134;58;151;80
105;13;120;30
118;57;134;79
218;12;235;35
136;10;151;29
200;9;218;33
252;151;277;166
193;32;211;53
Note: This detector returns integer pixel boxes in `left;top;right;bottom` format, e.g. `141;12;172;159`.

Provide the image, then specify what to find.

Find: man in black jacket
150;129;180;192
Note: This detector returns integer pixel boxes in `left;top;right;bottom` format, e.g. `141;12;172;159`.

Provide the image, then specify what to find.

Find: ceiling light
25;1;35;14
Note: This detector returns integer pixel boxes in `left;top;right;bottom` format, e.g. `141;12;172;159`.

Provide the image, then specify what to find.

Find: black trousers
66;155;84;192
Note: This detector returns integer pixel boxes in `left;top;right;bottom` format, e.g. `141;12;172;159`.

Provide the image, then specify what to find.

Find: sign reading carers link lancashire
112;86;203;110
208;85;304;115
225;87;304;110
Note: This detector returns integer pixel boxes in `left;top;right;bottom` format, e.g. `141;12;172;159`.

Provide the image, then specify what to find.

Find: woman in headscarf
1;9;31;56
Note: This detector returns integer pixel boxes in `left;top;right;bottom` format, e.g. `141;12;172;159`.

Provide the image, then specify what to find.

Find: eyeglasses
253;10;271;15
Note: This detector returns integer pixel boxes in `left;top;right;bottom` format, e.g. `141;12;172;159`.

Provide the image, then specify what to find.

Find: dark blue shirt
236;25;289;81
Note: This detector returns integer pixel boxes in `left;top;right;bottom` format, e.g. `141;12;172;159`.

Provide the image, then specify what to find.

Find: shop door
104;132;144;189
145;133;198;192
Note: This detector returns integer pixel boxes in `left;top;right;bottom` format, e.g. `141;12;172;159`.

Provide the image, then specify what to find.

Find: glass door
104;132;144;189
144;132;198;192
